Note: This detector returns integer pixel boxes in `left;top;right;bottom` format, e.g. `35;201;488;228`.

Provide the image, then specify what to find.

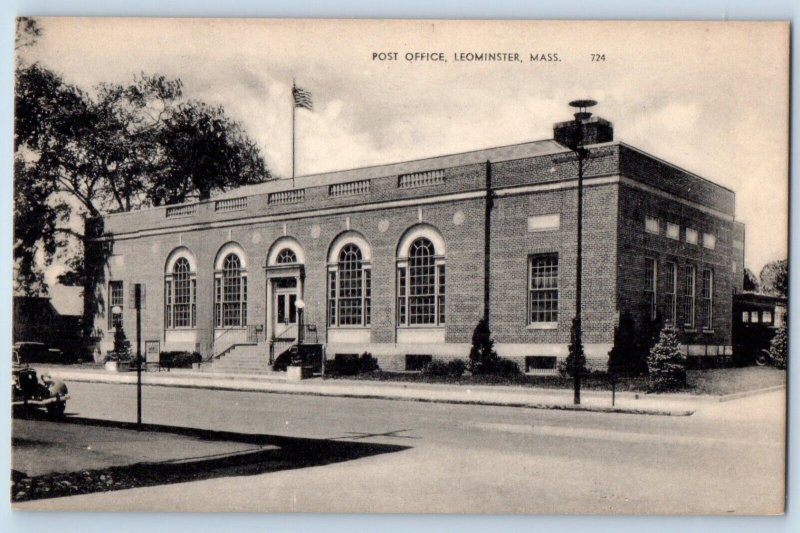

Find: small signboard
144;340;160;367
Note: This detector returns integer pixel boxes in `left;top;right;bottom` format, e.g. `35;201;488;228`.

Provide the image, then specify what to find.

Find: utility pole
134;283;143;426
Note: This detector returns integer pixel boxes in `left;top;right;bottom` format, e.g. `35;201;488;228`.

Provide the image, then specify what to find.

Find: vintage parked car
12;350;69;418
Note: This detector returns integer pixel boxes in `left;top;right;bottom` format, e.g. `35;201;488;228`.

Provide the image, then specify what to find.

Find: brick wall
616;183;735;348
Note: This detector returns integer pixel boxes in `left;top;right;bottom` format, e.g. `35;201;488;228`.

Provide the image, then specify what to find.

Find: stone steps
213;343;275;374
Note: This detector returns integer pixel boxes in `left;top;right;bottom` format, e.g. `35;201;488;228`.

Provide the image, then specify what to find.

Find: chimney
553;99;613;150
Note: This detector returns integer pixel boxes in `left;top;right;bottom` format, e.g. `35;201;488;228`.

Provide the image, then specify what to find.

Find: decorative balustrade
268;189;305;205
165;203;197;218
215;196;248;212
329;179;371;198
398;169;445;189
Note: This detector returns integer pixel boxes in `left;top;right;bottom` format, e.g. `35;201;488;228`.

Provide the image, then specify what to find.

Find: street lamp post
565;99;596;405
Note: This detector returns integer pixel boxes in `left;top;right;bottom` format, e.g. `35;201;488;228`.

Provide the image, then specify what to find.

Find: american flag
292;85;313;111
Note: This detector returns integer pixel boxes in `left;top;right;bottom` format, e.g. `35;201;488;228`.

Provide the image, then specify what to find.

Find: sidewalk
34;364;726;416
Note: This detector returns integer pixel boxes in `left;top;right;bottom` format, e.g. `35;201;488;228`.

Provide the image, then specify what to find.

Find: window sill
527;322;558;330
701;329;715;334
329;326;371;330
397;325;446;329
683;328;697;333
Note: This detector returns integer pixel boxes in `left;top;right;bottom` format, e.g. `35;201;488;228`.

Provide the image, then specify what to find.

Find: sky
22;18;789;275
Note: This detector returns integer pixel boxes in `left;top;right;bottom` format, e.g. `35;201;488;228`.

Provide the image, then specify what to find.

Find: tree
760;260;788;298
647;328;687;392
15;44;272;296
468;318;499;374
743;268;760;292
152;101;268;203
112;325;132;361
768;312;787;370
608;311;639;377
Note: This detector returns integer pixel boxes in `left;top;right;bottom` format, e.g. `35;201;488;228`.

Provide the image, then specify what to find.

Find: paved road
17;382;786;514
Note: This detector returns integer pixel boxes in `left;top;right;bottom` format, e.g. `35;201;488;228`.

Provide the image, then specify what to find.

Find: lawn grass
325;366;786;396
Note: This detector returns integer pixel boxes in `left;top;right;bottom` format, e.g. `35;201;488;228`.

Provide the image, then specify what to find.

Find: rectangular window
644;258;657;320
108;281;124;329
328;271;337;326
742;311;750;323
438;264;446;325
686;228;698;245
645;216;660;235
214;278;221;328
750;311;760;323
666;223;680;240
702;233;716;250
405;354;432;371
365;269;372;326
683;265;696;328
191;279;197;328
164;280;172;329
528;214;560;232
664;262;677;325
529;254;559;323
763;310;773;323
397;268;406;325
701;269;713;330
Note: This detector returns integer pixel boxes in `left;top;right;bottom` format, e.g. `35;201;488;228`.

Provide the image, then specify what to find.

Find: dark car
12;350;69;418
13;341;65;364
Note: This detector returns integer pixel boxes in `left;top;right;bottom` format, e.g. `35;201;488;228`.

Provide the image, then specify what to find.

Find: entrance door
272;278;298;341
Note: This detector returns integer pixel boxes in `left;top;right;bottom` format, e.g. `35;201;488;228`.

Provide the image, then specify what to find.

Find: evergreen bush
647;328;687;392
468;319;499;375
608;310;638;377
565;317;588;378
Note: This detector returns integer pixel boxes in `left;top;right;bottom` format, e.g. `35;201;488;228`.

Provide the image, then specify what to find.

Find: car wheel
755;351;769;366
47;400;66;419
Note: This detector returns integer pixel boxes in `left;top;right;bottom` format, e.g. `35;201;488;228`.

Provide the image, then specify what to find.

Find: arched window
328;243;371;327
215;253;247;327
276;248;297;264
165;252;196;329
398;237;445;326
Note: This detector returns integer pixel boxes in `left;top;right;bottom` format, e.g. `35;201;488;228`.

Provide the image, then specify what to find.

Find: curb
717;384;787;402
49;371;694;417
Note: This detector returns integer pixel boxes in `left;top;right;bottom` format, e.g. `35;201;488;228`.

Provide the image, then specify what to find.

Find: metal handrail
210;324;264;360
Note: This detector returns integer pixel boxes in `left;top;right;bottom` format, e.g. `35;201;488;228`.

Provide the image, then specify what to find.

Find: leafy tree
760;260;788;298
468;318;499;374
608;311;639;377
14;19;272;303
743;268;760;292
768;312;787;370
647;328;687;392
152;101;268;203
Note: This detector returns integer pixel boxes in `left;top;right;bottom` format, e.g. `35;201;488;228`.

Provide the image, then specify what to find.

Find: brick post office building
93;109;745;373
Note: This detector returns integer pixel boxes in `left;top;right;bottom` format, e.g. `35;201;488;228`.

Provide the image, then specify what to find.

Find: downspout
484;160;494;324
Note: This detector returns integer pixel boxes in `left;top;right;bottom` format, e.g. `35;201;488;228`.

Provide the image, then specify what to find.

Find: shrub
468;319;499;374
359;352;380;373
769;319;787;369
446;358;467;377
647;328;687;392
105;327;132;362
608;311;639;377
160;351;202;369
493;357;521;376
564;316;588;378
422;358;467;377
326;352;379;375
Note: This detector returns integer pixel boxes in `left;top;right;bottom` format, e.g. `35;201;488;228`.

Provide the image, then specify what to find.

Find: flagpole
292;79;296;187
